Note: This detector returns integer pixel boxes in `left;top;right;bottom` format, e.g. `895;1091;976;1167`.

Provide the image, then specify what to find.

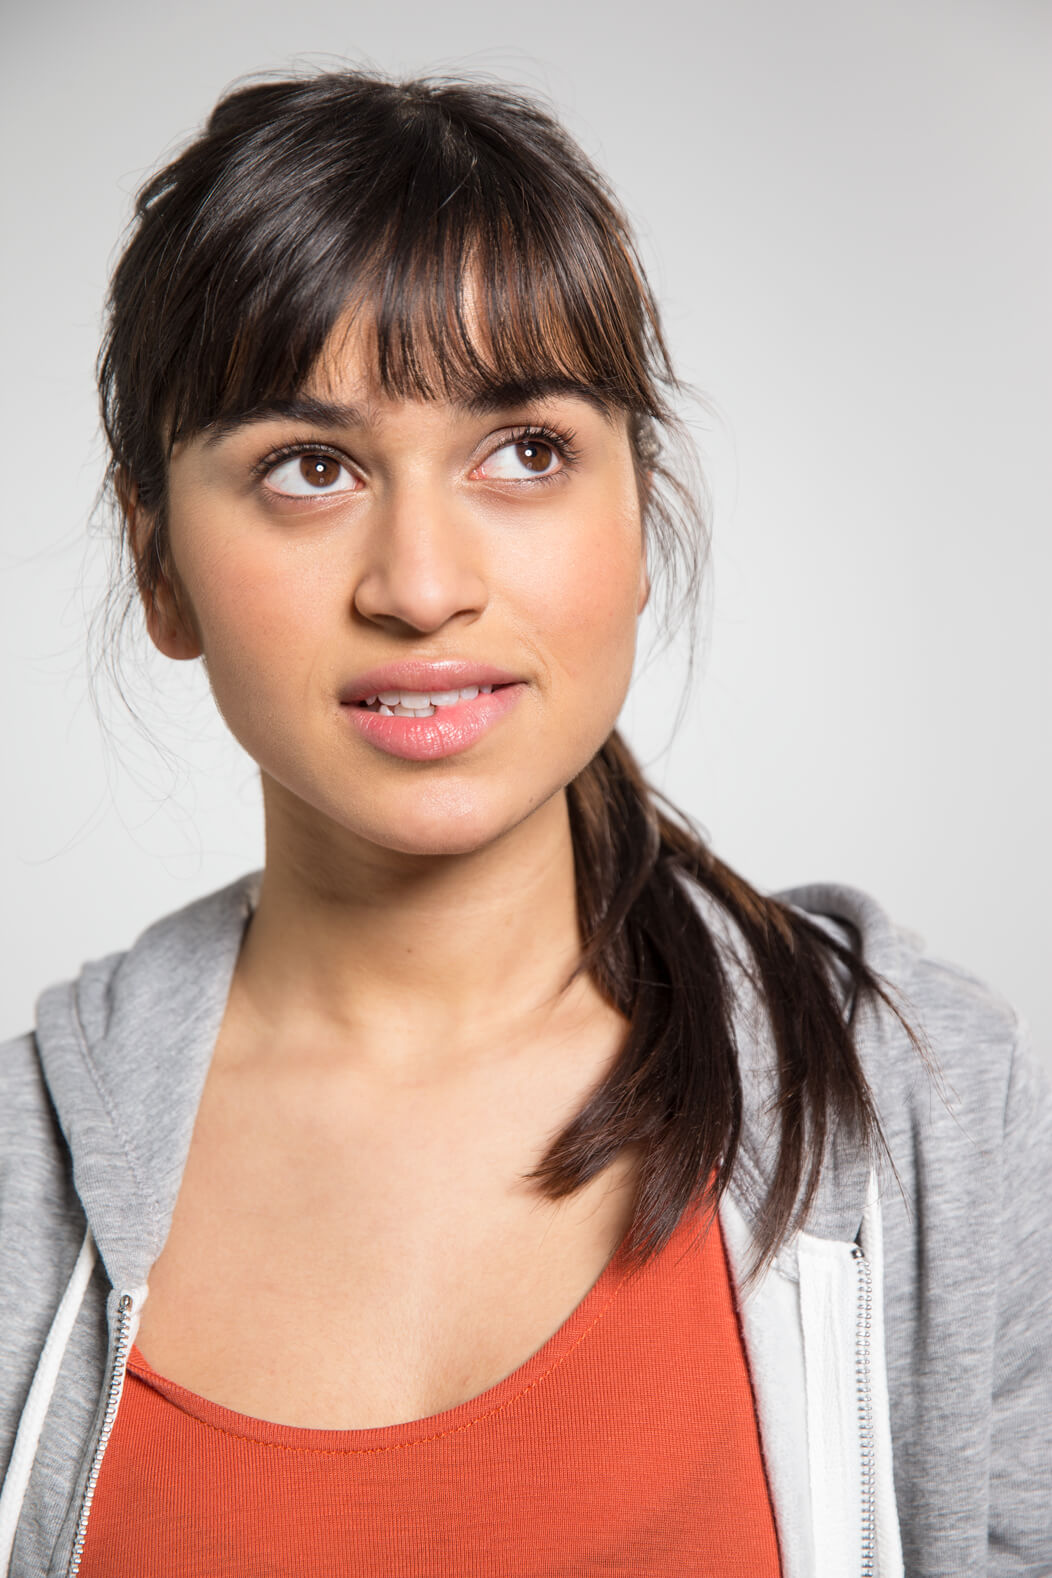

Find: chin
347;780;564;861
369;826;506;859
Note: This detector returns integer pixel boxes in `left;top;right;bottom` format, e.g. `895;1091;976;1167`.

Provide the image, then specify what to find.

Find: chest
82;1175;786;1578
134;1046;641;1429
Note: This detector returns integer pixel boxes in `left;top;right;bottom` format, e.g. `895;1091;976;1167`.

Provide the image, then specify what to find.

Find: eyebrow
200;396;366;447
464;379;617;421
199;379;617;447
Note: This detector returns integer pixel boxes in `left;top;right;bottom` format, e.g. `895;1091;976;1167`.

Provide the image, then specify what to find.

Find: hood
34;873;259;1293
31;869;917;1294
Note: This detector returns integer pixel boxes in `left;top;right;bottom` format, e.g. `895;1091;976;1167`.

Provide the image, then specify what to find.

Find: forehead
196;296;626;449
159;153;663;457
318;301;616;406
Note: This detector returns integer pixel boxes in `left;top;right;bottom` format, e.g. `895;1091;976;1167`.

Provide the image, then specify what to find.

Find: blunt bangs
101;74;676;507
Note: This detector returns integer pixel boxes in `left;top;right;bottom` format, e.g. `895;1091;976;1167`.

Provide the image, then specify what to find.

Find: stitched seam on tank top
134;1267;635;1456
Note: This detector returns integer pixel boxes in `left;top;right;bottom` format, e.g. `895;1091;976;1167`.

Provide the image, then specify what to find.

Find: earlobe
637;560;651;615
147;596;203;663
635;477;653;616
118;469;202;662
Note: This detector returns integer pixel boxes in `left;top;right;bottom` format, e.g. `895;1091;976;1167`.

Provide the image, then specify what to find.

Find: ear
635;469;653;615
117;469;202;661
637;525;651;616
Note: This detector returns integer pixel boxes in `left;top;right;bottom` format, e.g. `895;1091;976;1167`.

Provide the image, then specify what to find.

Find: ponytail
525;729;913;1278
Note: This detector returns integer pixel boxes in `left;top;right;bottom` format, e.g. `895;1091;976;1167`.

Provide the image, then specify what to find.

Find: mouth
341;681;524;761
351;682;511;718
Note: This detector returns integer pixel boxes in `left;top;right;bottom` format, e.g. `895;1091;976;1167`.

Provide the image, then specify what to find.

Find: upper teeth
362;684;494;714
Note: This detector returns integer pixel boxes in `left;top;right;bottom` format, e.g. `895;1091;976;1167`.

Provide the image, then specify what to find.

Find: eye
474;437;562;481
264;452;358;497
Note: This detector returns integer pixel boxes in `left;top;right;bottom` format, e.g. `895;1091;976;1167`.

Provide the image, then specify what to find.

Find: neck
228;782;603;1080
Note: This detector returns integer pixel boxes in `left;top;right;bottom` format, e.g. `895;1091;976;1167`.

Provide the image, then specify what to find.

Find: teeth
359;682;504;715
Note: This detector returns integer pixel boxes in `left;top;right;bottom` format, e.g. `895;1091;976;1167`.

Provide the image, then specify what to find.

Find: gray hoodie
0;872;1049;1576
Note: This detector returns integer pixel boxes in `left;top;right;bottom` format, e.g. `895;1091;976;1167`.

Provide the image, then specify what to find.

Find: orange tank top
79;1203;782;1576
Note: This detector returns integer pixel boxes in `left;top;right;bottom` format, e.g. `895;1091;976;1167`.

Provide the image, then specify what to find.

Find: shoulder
0;1028;57;1140
779;879;1049;1153
0;1028;80;1225
0;1026;87;1293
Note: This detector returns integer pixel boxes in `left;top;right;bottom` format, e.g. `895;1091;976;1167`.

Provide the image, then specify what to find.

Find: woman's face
147;328;649;861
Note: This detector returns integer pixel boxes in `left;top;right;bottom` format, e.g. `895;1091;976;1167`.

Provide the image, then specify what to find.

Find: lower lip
341;684;525;761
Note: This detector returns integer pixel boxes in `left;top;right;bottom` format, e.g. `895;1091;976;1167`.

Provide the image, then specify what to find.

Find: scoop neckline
127;1223;651;1455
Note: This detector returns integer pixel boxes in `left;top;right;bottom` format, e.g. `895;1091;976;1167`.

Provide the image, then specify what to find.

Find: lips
340;679;524;761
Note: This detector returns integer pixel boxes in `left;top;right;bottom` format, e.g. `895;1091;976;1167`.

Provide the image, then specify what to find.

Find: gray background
2;0;1049;1067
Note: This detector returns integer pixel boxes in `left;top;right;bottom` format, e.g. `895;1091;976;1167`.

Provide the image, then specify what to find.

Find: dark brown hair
98;67;912;1275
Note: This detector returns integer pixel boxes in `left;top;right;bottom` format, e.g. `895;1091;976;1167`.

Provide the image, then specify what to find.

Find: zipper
852;1243;876;1576
65;1292;134;1577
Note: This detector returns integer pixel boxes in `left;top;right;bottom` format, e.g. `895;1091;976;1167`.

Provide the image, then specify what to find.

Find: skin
136;327;650;1071
127;326;655;1425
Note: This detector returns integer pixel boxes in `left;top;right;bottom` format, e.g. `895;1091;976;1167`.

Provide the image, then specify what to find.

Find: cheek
174;525;332;710
512;501;643;698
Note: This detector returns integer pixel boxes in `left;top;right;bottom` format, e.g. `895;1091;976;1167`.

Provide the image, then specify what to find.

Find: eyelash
499;423;582;472
251;423;582;488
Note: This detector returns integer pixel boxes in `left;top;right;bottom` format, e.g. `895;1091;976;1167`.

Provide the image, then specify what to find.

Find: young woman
0;69;1048;1578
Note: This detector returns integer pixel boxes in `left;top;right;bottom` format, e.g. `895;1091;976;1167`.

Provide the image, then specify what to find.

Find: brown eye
516;440;554;473
300;455;342;488
264;451;356;497
476;437;562;481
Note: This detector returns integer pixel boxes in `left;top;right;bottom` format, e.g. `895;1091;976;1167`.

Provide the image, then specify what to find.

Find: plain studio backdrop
1;0;1049;1070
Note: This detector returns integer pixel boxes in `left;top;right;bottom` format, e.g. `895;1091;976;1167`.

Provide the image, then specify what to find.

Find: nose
351;483;488;634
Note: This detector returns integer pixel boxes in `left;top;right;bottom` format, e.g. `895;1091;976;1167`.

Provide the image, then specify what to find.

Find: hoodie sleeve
987;1028;1052;1574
